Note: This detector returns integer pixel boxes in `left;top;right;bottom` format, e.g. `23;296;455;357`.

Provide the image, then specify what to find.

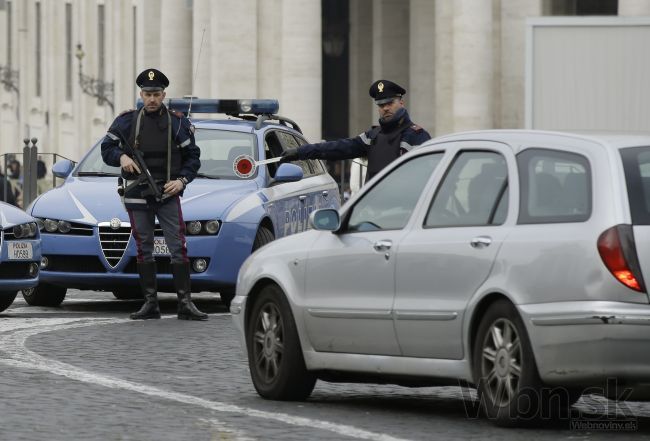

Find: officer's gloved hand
280;148;299;163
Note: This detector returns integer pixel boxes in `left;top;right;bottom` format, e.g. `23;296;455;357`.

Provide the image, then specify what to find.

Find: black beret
136;68;169;91
369;79;406;104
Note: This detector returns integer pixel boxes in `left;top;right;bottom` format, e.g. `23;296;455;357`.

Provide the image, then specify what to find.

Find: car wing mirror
52;159;75;178
273;163;303;183
309;208;340;231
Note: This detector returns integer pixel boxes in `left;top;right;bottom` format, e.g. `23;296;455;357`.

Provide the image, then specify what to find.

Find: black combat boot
172;262;208;321
130;261;161;320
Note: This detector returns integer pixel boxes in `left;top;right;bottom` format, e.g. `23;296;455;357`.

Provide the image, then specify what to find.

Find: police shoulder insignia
411;124;423;132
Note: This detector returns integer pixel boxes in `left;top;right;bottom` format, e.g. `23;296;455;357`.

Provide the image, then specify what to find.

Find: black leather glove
280;147;300;163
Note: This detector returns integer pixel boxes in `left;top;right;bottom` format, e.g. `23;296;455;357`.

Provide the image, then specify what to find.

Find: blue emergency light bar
135;98;279;115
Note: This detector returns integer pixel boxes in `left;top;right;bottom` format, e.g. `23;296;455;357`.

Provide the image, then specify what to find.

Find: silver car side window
346;153;443;232
425;151;508;227
517;149;591;224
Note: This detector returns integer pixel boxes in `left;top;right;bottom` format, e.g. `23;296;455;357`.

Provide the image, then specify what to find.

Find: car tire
0;291;18;312
252;225;274;251
473;299;546;427
21;283;67;307
246;283;316;401
112;288;142;300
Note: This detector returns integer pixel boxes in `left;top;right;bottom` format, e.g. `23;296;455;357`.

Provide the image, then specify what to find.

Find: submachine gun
117;144;168;203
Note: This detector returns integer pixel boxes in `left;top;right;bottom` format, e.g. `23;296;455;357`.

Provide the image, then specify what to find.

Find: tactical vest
129;107;182;181
365;123;411;182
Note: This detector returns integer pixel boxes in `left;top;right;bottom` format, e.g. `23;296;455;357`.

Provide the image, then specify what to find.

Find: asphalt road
1;289;649;441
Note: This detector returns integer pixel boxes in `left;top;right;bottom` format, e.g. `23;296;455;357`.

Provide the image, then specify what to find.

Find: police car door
294;134;339;211
263;130;310;238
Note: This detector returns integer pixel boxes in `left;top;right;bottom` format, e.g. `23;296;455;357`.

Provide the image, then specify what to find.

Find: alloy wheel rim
252;302;284;383
480;318;522;407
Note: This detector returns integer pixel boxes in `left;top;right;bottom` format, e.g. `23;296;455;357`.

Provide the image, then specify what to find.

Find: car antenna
187;27;206;119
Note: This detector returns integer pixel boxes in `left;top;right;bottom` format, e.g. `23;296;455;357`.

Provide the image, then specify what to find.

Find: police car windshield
75;129;257;179
75;140;122;176
194;128;257;180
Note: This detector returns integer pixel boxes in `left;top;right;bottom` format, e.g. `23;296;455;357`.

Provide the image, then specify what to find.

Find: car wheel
21;283;67;307
246;284;316;400
252;225;274;251
473;299;544;427
0;291;18;312
112;288;142;300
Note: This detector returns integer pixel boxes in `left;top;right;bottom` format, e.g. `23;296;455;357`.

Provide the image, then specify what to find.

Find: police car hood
0;201;36;228
28;176;259;224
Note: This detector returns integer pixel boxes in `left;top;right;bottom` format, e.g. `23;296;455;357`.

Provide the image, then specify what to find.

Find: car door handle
373;239;392;252
470;236;492;248
299;195;307;202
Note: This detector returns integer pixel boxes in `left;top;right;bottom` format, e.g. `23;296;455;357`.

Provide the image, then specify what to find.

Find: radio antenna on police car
187;27;206;118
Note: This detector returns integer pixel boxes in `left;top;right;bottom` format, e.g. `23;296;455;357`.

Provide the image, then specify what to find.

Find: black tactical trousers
128;196;187;264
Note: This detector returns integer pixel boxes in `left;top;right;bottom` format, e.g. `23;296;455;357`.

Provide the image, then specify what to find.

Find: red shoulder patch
169;109;185;118
411;124;423;132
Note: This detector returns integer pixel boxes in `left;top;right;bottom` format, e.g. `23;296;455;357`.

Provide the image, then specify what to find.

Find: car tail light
597;224;646;292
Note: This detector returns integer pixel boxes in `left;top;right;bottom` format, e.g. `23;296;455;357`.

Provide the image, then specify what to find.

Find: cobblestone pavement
1;290;650;440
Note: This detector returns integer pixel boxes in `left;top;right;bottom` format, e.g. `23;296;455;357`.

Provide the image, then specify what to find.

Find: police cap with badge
136;68;169;91
369;79;406;105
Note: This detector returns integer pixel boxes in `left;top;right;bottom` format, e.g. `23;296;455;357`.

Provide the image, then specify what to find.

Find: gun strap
134;107;173;183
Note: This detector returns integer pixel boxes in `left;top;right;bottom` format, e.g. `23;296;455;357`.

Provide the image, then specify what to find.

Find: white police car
23;99;340;307
0;201;40;312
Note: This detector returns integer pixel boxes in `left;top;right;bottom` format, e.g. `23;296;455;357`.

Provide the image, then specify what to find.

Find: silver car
232;130;650;426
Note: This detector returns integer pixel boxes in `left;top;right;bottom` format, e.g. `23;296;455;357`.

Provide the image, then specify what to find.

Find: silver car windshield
75;128;257;179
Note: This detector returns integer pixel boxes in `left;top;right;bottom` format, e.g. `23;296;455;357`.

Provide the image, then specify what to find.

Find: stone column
372;0;410;126
136;0;161;71
434;0;454;136
209;0;257;98
349;0;374;135
0;4;13;152
499;0;544;129
160;0;192;96
619;0;650;15
257;0;282;101
109;0;135;114
409;0;436;134
452;0;493;131
280;0;321;141
192;0;212;98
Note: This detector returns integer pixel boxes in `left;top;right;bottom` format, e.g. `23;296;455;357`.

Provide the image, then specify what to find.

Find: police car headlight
44;219;59;232
205;220;220;235
14;222;38;238
13;224;27;239
187;221;202;235
36;218;45;231
58;221;71;234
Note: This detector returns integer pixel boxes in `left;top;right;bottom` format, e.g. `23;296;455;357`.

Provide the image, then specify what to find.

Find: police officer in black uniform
280;79;431;182
101;68;207;321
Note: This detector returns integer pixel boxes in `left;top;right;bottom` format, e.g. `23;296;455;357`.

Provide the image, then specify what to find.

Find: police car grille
98;226;131;267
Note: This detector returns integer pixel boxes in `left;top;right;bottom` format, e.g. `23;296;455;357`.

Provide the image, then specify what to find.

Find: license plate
8;241;33;260
153;237;170;255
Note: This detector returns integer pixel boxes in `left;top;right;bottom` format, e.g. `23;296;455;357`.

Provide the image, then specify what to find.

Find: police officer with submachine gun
101;68;207;321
